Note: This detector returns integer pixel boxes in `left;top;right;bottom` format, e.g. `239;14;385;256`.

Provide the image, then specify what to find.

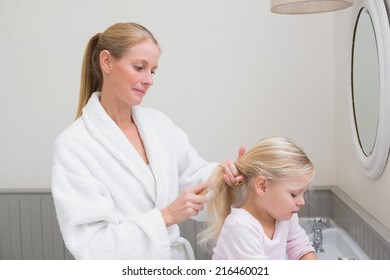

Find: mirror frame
350;0;390;179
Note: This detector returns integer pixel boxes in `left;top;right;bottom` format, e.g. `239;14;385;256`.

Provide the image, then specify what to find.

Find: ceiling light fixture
271;0;353;14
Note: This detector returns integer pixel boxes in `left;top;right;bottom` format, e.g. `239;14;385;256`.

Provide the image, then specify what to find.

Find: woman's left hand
223;145;246;187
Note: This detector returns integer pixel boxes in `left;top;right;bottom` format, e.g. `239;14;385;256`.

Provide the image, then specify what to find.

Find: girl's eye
135;66;144;71
291;193;298;198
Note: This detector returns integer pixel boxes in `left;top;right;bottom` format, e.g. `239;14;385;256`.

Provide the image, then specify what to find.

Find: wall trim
0;188;51;194
330;185;390;259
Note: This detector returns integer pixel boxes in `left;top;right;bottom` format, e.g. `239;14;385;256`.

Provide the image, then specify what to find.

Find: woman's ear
254;176;268;197
100;50;111;75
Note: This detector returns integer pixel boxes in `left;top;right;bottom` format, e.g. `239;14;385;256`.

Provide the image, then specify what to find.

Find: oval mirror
350;0;390;179
352;8;380;156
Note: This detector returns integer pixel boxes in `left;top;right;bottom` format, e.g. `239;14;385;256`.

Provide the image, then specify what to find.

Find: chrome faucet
310;218;327;253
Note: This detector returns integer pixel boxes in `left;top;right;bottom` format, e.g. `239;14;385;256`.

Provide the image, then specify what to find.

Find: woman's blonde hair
76;22;159;118
198;137;314;250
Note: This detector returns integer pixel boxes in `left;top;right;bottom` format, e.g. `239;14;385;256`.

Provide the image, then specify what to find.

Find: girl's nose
297;196;305;206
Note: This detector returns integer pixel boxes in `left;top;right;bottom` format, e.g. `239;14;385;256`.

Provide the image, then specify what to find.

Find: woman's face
105;39;160;106
263;174;312;221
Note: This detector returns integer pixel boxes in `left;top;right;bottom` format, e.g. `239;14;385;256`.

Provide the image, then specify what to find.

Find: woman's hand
161;182;208;227
223;145;246;187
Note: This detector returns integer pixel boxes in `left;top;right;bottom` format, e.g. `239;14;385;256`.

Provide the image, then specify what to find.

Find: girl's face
263;174;312;221
105;39;160;107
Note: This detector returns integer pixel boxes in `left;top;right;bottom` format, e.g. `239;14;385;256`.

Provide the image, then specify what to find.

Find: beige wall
334;3;390;230
0;0;336;188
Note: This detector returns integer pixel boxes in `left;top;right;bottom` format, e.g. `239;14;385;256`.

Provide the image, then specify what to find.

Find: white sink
308;227;370;260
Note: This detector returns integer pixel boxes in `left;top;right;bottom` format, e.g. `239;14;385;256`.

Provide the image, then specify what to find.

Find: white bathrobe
51;92;217;260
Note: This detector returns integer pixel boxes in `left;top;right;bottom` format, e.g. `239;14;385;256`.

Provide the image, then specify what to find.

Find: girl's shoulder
225;208;261;228
220;208;266;240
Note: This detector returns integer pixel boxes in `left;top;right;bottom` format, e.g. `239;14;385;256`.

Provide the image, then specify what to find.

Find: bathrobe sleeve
149;109;218;191
52;133;171;260
177;129;218;222
148;109;218;222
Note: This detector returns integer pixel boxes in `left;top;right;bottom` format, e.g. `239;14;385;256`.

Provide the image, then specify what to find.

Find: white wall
0;0;335;188
334;2;390;230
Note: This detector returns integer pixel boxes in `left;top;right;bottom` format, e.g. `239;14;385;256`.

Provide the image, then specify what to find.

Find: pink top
212;208;314;260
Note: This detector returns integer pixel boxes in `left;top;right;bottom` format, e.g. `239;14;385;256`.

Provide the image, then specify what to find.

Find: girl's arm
299;251;318;260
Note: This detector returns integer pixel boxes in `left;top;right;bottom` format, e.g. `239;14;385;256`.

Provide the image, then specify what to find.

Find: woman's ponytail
76;33;102;119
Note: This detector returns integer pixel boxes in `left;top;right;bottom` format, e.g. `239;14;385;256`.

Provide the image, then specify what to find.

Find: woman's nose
142;72;154;86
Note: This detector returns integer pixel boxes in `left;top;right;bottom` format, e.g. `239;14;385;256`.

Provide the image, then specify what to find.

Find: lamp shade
271;0;353;14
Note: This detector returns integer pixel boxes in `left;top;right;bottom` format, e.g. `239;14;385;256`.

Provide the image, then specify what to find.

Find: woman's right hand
222;145;246;186
161;182;208;227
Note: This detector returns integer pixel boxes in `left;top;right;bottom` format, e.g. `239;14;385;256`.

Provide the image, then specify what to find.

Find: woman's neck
100;91;133;127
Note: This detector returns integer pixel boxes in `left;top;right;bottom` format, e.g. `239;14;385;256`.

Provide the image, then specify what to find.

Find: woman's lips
133;88;145;96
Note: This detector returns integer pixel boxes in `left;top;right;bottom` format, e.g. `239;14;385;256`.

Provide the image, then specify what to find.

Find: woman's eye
135;66;144;71
291;193;297;198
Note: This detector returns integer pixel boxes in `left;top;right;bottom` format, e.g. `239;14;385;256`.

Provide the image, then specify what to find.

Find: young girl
199;137;317;260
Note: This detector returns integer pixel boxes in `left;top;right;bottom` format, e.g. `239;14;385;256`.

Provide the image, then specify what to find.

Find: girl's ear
100;50;112;75
255;176;268;197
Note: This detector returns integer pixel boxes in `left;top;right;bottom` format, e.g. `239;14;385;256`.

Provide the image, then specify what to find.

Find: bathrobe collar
82;92;167;206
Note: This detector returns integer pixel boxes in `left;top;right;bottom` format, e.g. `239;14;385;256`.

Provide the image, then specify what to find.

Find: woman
52;22;243;260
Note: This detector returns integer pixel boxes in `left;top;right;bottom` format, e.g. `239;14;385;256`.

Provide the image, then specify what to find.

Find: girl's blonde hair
76;22;159;119
198;137;314;250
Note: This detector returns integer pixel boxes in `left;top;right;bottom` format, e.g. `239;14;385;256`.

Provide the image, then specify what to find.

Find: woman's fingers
189;182;207;195
238;145;246;159
162;182;209;226
224;161;243;185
